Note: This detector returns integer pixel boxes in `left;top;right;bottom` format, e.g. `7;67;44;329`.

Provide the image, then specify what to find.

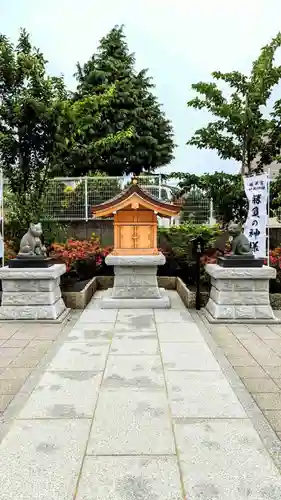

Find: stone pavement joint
0;291;281;499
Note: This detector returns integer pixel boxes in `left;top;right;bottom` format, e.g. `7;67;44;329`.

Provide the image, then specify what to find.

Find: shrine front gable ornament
92;178;180;309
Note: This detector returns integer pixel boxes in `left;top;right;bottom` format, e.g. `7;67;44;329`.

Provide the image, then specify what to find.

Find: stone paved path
203;319;281;440
1;291;281;499
0;319;75;417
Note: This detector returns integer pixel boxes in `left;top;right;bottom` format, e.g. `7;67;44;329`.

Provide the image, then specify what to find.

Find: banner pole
267;169;270;266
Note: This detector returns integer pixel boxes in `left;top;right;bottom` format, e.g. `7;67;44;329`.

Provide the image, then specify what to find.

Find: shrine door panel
137;225;154;249
119;225;134;249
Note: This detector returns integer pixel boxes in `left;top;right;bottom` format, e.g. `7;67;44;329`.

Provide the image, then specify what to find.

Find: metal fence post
158;174;162;200
209;198;214;225
85;177;88;222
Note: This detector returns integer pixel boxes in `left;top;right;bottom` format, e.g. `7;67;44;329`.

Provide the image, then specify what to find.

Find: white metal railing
3;174;212;226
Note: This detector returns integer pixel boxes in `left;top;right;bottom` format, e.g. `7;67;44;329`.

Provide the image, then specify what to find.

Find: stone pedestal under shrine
101;254;170;309
0;264;68;322
204;263;279;323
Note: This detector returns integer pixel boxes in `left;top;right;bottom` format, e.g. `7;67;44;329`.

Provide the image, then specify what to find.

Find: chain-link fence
178;190;213;225
42;175;171;221
40;175;212;224
2;174;214;245
2;175;213;244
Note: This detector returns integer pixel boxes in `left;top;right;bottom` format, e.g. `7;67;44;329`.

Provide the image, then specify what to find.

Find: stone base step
0;307;71;324
0;298;67;321
206;297;277;322
203;307;281;324
100;295;170;309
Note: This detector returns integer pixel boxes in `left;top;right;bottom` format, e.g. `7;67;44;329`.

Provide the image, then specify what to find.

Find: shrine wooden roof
92;182;180;218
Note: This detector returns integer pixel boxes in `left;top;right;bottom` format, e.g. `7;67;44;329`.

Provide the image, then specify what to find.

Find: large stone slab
48;343;109;371
161;343;220;371
0;419;91;500
18;371;102;419
87;390;175;455
76;456;183;500
175;419;281;500
110;337;159;355
115;330;157;339
165;371;246;418
157;322;204;342
78;309;118;324
66;323;115;343
114;321;156;333
116;309;154;321
102;355;165;391
114;309;156;331
154;309;193;323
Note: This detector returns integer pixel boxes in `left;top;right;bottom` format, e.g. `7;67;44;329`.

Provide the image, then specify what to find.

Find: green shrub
159;223;222;263
158;223;223;286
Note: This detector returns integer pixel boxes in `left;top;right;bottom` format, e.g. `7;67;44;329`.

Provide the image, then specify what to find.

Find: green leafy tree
268;169;281;218
70;25;175;176
0;28;75;243
259;97;281;174
0;29;133;235
168;172;247;224
186;33;281;174
54;84;134;177
0;29;71;205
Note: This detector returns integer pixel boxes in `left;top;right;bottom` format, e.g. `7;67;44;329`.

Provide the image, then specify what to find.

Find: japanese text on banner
243;174;268;258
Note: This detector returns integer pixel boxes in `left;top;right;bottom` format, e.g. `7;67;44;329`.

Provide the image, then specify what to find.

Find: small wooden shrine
92;179;180;256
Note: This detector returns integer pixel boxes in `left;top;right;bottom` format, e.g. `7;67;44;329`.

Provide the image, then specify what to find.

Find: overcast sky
1;0;281;174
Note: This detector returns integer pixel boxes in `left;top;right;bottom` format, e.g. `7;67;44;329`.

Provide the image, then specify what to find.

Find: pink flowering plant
49;234;111;284
268;248;281;288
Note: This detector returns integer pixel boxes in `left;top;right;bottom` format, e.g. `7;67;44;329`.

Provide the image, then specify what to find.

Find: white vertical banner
243;173;268;258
